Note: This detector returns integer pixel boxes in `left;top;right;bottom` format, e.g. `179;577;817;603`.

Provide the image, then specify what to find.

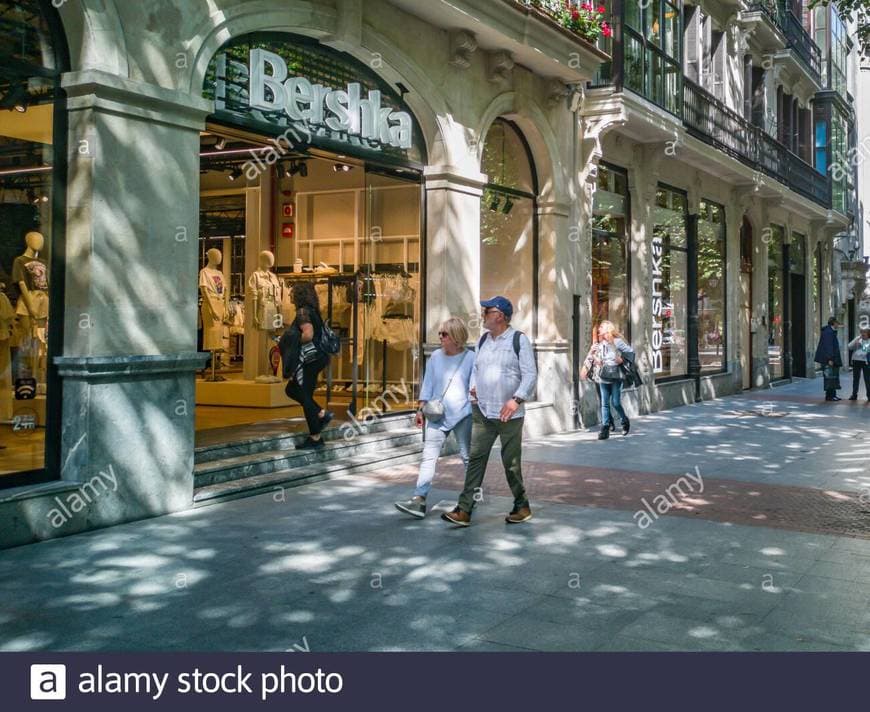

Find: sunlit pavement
1;378;869;652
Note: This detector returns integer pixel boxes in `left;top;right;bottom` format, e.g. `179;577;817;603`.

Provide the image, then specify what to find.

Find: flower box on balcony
509;0;612;58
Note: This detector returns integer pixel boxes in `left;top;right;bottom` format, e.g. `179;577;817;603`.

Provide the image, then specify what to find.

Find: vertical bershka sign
651;233;664;373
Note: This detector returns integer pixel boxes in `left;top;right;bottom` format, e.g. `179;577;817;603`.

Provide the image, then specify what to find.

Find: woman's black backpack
318;320;341;355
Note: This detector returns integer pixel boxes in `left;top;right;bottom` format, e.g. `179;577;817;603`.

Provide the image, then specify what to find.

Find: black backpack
318;321;341;355
477;330;523;358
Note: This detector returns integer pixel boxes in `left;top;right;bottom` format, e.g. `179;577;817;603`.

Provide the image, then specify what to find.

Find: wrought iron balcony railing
747;1;821;82
683;78;831;208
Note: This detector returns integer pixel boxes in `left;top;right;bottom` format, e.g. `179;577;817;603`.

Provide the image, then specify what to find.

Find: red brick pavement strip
374;459;870;539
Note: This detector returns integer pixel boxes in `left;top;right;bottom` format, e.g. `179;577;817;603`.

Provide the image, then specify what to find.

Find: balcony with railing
683;78;830;207
747;0;821;82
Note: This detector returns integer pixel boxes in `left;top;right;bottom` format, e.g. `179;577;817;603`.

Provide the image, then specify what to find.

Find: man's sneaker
441;508;471;527
395;496;426;519
505;505;532;524
848;394;858;401
296;436;325;450
622;418;631;435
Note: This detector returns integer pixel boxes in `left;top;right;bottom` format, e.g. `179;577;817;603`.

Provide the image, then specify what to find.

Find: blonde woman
395;317;474;518
580;321;635;440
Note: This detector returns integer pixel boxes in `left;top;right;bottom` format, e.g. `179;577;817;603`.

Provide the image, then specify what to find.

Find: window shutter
711;30;725;100
752;67;765;128
685;5;700;83
700;13;711;85
743;56;752;120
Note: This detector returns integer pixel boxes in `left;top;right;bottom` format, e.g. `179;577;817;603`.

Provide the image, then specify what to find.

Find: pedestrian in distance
395;317;474;519
580;321;635;439
441;296;537;527
846;327;870;402
814;316;843;402
278;282;334;449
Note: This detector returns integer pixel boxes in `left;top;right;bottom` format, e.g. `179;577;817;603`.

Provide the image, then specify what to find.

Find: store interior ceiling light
0;83;30;113
333;163;353;172
228;167;243;181
214;136;226;150
285;160;308;178
489;194;500;211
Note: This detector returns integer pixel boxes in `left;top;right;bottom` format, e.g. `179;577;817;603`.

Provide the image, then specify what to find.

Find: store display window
0;0;65;484
591;163;630;340
697;200;726;373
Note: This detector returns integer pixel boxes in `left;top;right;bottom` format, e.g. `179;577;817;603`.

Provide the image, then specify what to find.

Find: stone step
192;443;424;506
194;427;422;489
194;413;416;465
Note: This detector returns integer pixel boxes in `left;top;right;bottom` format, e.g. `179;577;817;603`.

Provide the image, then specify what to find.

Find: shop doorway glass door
359;168;422;415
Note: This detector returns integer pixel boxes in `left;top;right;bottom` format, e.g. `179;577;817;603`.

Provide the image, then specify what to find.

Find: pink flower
572;8;580;19
602;22;612;36
597;5;606;12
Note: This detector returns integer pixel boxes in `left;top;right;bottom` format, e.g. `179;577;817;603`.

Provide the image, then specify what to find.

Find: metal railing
747;1;822;82
682;79;831;208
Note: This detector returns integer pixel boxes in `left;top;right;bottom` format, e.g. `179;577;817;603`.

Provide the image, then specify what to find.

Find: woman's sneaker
320;410;335;427
622;418;631;435
395;496;426;519
296;436;325;450
598;427;610;440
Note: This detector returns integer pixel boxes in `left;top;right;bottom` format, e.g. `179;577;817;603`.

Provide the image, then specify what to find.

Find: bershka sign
651;234;664;373
248;48;413;150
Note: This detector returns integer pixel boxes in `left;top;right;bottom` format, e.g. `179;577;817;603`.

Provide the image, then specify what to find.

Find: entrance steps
193;414;423;505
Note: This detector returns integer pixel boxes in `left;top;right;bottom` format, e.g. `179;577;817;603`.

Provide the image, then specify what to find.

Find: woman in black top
278;282;333;449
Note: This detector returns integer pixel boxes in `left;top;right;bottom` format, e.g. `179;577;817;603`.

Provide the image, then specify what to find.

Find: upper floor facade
589;0;858;216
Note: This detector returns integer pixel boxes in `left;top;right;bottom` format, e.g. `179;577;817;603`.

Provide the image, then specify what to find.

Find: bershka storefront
0;0;605;549
194;33;427;449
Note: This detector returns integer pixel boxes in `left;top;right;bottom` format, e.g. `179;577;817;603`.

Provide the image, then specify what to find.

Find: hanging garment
248;269;283;331
199;267;229;350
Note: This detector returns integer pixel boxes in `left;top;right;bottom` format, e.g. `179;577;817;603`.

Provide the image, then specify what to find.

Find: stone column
422;166;486;345
53;70;211;535
724;194;745;391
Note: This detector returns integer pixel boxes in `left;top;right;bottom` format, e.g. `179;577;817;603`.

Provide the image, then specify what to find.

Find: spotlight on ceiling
489;194;500;212
285;160;308;178
0;83;29;113
228;167;243;181
26;189;36;204
333;163;352;173
214;136;227;150
501;196;514;215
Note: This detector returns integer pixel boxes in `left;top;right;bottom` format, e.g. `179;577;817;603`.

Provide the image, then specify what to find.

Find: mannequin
248;250;282;331
199;248;230;381
247;250;283;383
12;231;48;388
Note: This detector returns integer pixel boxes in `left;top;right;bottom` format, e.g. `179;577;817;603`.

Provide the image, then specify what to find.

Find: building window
830;7;848;98
0;0;65;485
480;118;537;336
767;225;786;380
813;241;822;332
624;0;683;115
652;185;688;379
830;106;850;214
814;111;827;173
698;200;726;373
592;163;630;339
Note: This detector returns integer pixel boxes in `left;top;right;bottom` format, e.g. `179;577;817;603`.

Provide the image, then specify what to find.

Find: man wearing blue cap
442;296;537;526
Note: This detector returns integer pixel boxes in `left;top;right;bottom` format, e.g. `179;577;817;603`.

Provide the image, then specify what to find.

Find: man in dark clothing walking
814;316;843;401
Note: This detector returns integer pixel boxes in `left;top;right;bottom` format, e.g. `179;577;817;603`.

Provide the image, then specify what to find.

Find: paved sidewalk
1;378;868;652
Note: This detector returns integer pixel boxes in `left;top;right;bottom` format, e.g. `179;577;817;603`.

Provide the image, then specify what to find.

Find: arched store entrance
479;118;538;337
194;32;427;447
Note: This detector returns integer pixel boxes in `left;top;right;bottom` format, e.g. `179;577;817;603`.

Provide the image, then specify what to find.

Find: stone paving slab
1;377;869;652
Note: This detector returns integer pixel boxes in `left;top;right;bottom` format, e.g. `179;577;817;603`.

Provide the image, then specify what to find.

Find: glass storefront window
767;225;785;379
592;164;630;339
698;201;726;373
480;119;536;336
0;0;62;482
652;185;688;379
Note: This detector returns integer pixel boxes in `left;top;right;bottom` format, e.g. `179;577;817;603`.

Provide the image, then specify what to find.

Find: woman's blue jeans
599;380;627;426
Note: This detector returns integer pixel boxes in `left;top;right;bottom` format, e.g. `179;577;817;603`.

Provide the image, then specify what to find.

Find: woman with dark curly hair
278;281;333;449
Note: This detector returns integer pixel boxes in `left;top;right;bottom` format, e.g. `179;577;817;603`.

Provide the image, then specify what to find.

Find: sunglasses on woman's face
438;331;449;338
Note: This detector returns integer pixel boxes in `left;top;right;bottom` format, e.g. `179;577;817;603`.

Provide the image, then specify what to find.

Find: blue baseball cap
480;296;513;319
